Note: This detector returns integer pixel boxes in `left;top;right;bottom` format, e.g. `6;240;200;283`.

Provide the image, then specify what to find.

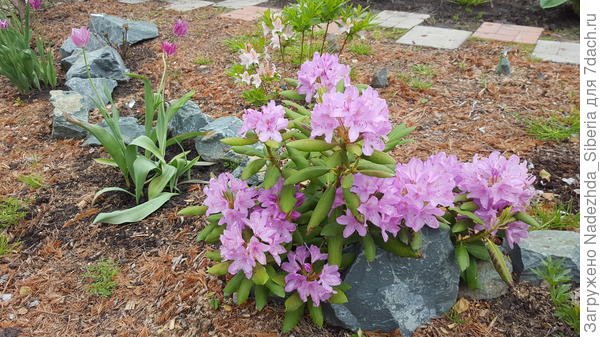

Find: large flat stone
325;228;459;336
374;10;429;29
66;46;129;81
168;99;213;136
216;0;266;9
532;40;580;64
473;22;543;44
50;91;89;139
517;230;579;283
165;0;214;11
84;116;145;146
397;26;472;50
89;13;158;46
219;5;269;21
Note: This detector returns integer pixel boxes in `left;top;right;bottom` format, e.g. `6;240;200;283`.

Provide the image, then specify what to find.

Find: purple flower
282;245;341;306
70;27;90;48
220;227;269;278
505;221;528;248
203;173;257;228
0;19;9;30
459;152;535;212
172;19;189;37
337;210;368;238
239;101;288;143
161;41;177;56
28;0;42;10
297;52;351;102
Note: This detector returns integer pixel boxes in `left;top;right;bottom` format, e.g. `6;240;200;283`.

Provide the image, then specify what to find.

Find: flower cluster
161;19;189;56
237;44;278;88
0;19;8;30
239;100;289;142
311;84;391;155
261;10;291;50
29;0;42;10
297;52;351;102
282;245;341;306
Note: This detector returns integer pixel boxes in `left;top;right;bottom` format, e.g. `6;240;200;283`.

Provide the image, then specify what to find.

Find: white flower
339;18;353;34
272;17;284;34
240;45;260;69
261;22;271;37
250;74;262;88
239;71;253;86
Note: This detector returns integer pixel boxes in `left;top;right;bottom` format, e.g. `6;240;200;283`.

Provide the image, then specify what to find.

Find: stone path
374;10;429;30
216;0;266;9
473;22;543;44
397;26;472;50
532;40;580;64
165;0;214;12
220;5;269;21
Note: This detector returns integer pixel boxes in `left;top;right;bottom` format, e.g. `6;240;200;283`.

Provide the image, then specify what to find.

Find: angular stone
325;228;459;336
371;68;388;88
397;26;472;50
194;117;245;163
89;13;158;47
59;32;107;59
532;40;580;65
165;0;214;12
84;116;145;146
374;10;430;30
216;0;266;9
232;163;264;186
66;46;129;81
517;230;579;283
168;100;213;136
50;90;89;139
459;258;511;300
65;77;118;111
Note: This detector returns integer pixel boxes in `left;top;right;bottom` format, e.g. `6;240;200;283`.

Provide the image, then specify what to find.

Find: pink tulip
0;19;9;30
161;41;177;56
70;27;91;48
172;19;189;38
29;0;42;10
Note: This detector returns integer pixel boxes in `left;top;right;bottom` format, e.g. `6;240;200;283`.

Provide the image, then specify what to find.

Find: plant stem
338;34;350;57
278;34;284;62
300;30;305;62
320;21;330;54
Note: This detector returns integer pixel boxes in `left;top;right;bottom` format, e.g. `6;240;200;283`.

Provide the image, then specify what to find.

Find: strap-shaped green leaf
93;192;176;224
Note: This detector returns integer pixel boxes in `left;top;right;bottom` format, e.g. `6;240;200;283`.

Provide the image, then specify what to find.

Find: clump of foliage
530;201;579;231
85;259;119;297
540;0;579;14
0;197;27;229
534;258;580;333
525;110;579;142
0;0;57;94
18;173;44;189
180;54;539;331
65;21;208;224
348;42;371;56
0;233;20;257
452;0;490;7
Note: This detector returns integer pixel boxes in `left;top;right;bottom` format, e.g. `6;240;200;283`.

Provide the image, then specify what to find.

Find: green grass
452;0;490;7
0;198;28;230
85;259;119;297
369;27;408;41
411;64;436;77
193;57;212;66
17;173;45;189
525;110;580;142
407;78;433;91
223;34;264;53
530;202;579;231
533;258;580;333
348;43;372;56
0;233;19;257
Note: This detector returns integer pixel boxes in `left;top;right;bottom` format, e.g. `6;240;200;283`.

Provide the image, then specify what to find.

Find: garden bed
0;1;579;336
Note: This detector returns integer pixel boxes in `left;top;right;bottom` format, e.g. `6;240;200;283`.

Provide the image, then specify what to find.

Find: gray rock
61;50;83;70
66;46;129;81
89;13;158;47
194;117;245;163
459;257;511;300
168;100;213;136
371;68;388;88
517;230;579;284
84;116;145;146
50;90;89;139
325;228;459;336
232;163;264;186
59;32;107;59
65;77;118;111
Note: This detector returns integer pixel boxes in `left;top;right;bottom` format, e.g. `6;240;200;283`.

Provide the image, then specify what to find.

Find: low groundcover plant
182;53;540;332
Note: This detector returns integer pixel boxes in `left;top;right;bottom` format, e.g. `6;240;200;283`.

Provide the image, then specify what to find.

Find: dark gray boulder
66;46;129;81
194;117;245;163
168;100;213;136
325;228;459;336
65;77;118;111
89;13;158;47
371;68;388;88
50;90;89;139
84;116;145;146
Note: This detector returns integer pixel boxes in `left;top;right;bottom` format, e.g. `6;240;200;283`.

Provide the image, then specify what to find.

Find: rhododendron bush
186;53;538;332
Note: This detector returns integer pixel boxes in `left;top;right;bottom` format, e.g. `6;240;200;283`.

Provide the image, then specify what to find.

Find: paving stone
220;5;268;21
118;0;148;3
532;40;580;65
166;0;214;12
216;0;266;10
374;10;429;30
473;22;543;44
397;26;472;50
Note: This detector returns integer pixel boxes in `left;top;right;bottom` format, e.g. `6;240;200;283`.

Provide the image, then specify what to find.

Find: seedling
348;43;372;56
0;197;27;229
85;259;119;297
18;173;45;189
530;202;579;231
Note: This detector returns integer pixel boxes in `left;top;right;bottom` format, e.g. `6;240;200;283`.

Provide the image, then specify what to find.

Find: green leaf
287;139;336;152
460;201;478;212
327;236;343;266
91;187;136;206
285;293;303;312
265;280;285;298
266;265;285;286
450;207;485;225
254;285;268;311
329;290;348;304
132;155;157;203
282;303;305;333
455;244;470;272
177;205;208;216
464;256;479;290
147;164;177;199
93;192;176;224
242;158;267;180
540;0;569;9
204;225;224;243
93;158;118;167
280;89;305;101
320;223;343;237
223;272;244;296
356;169;395;178
451;219;469;233
286;146;310;169
196;223;217;242
387;124;415;141
514;211;541;228
341;174;354;189
465;242;490;261
252;265;270;285
411;232;423;251
130;135;164;162
237;278;253;305
308;303;324;327
279;185;297;213
485;238;513;285
308;184;337;229
362;234;376;262
221;136;258;146
166;131;208;147
364;151;396;165
231;145;264;157
374;236;420;258
207;261;230;276
262;165;281;189
284;166;330;185
205;250;221;261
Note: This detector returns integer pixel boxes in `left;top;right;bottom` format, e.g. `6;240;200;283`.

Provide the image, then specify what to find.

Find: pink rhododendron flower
459;152;535;212
161;41;177;56
297;53;351;102
239;101;288;143
29;0;42;10
203;173;257;228
0;19;8;30
337;210;368;238
257;179;304;220
70;27;90;48
282;245;341;306
172;19;189;37
505;221;528;248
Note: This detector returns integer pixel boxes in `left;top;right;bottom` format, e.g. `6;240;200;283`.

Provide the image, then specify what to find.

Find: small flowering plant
186;53;539;332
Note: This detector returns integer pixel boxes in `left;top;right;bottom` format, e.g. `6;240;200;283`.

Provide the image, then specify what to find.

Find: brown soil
0;1;579;337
